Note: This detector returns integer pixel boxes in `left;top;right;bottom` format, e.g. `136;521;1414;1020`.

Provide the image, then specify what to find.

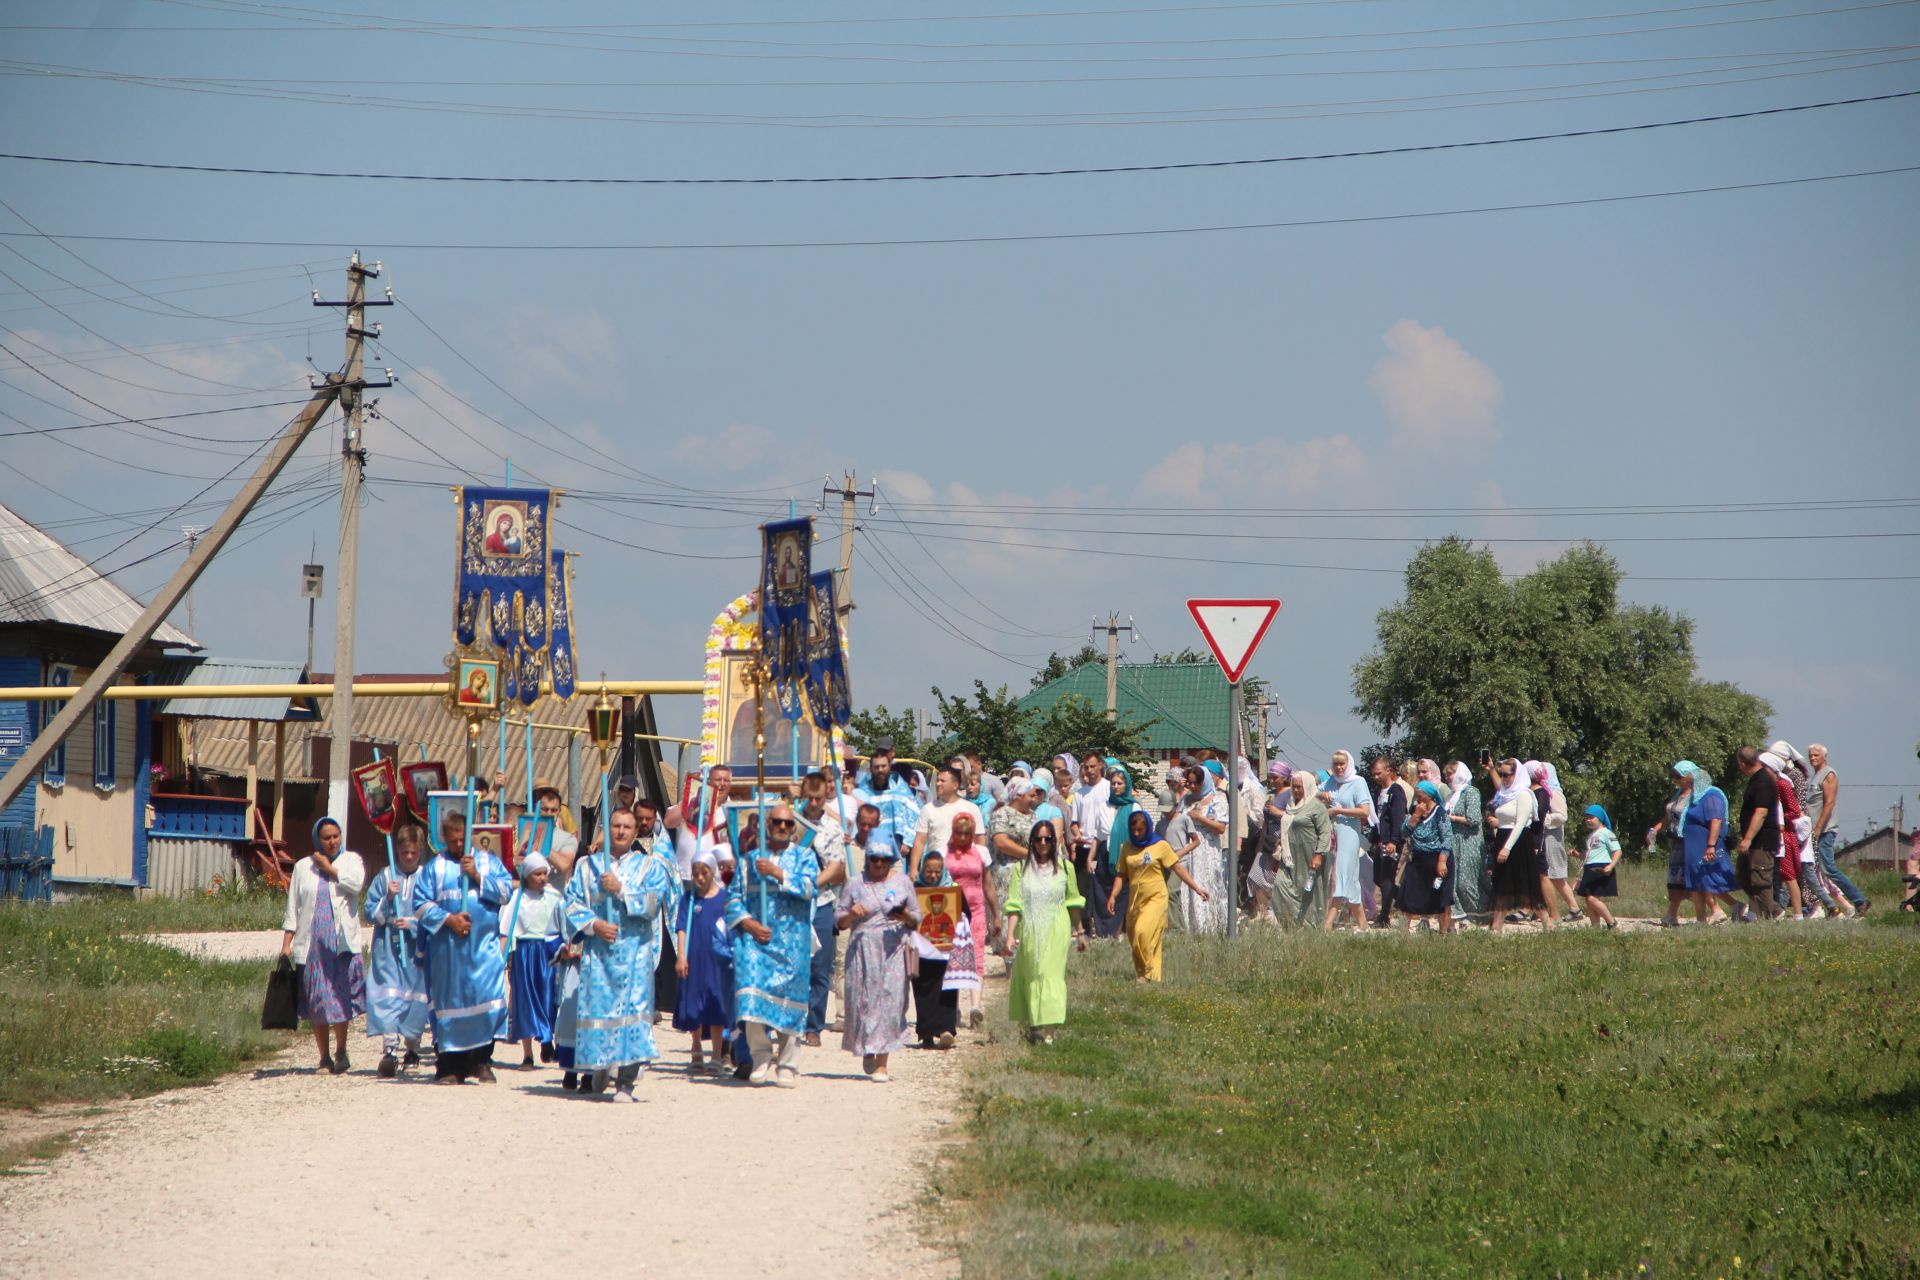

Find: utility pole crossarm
0;382;343;813
820;471;877;617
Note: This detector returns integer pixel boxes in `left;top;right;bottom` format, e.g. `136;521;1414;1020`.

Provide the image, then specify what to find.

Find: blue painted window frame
92;694;116;791
43;664;70;786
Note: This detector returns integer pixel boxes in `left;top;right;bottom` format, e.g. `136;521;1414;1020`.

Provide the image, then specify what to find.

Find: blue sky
2;1;1916;834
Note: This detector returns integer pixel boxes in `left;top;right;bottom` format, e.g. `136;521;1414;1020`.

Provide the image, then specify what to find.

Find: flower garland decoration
701;589;850;772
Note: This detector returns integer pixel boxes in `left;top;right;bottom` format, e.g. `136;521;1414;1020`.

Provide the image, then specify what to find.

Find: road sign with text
1186;598;1280;685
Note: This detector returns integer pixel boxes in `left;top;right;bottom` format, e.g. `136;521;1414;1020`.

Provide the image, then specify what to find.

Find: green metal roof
1016;661;1230;752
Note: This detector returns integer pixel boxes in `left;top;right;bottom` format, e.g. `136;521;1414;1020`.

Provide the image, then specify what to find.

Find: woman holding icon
835;836;921;1082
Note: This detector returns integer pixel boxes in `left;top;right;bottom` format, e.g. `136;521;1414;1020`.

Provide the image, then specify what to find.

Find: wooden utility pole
0;383;341;814
1094;613;1136;720
819;472;876;616
313;253;392;818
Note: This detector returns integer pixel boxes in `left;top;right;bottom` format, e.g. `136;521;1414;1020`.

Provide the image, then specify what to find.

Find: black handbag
261;955;299;1030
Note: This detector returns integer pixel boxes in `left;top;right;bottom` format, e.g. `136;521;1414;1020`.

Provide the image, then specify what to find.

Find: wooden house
0;501;198;895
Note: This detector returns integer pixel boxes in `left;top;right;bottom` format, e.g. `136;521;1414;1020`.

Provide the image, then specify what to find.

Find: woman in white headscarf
1485;757;1544;934
1320;750;1373;931
1443;760;1489;919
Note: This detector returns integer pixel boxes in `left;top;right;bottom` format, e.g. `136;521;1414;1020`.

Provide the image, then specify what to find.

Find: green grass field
947;870;1919;1279
0;898;288;1109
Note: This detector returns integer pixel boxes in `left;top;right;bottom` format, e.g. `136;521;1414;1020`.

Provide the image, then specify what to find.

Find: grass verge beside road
0;900;287;1111
947;884;1919;1278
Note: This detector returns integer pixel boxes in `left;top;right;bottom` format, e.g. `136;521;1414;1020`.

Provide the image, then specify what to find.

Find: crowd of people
274;735;1873;1092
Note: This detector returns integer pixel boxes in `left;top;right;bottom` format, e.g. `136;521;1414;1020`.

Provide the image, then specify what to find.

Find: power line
871;514;1084;641
393;302;787;498
49;0;1920;58
884;525;1920;582
3;44;1904;91
3;86;1909;183
10;50;1912;129
0;396;307;438
12;162;1913;251
877;495;1920;518
857;539;1047;670
878;514;1920;544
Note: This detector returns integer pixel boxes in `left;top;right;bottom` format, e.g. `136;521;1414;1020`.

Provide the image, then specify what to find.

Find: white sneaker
774;1067;798;1089
870;1069;890;1084
611;1089;636;1103
748;1060;774;1085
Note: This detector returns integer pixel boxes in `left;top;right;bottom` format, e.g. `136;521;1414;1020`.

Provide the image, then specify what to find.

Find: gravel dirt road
0;932;965;1279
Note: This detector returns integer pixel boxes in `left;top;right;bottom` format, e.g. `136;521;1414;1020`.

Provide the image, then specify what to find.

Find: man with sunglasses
726;803;821;1088
796;772;852;1046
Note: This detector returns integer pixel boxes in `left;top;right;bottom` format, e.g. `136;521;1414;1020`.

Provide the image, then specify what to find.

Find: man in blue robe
411;809;512;1083
563;807;678;1102
726;802;819;1088
857;738;922;856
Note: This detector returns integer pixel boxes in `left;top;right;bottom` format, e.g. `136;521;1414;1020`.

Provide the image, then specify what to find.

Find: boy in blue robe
362;822;432;1077
563;806;679;1102
411;809;512;1084
726;802;820;1088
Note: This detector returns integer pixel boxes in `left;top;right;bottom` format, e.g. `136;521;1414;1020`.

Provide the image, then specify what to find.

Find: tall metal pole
321;253;390;819
1226;678;1243;940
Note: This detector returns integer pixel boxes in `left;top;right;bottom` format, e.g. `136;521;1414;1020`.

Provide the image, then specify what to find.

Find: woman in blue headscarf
279;816;368;1074
1100;757;1141;938
1109;809;1210;982
1398;780;1456;932
1673;760;1740;922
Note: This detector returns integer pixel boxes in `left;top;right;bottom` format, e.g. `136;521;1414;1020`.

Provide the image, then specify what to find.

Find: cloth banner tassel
758;516;812;721
547;548;576;701
804;570;852;733
454;485;554;653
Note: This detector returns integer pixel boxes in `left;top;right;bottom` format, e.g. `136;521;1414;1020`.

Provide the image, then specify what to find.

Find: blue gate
0;823;54;902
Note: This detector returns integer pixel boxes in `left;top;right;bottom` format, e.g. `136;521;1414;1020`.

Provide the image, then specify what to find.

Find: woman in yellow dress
1107;809;1212;983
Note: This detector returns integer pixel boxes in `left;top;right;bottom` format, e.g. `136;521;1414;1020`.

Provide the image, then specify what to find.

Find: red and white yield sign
1186;598;1281;685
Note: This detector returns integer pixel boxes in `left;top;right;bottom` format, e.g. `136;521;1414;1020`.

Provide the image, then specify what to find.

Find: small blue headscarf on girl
1584;803;1613;829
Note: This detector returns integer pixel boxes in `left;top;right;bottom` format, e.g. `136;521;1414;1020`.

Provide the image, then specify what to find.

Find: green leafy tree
846;705;924;757
1024;693;1156;766
930;681;1033;772
1352;538;1771;842
1029;645;1103;690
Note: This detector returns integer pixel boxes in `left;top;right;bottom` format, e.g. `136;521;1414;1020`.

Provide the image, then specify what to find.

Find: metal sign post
1185;598;1282;942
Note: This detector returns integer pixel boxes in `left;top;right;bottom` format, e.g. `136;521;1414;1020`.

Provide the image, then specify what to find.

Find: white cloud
1369;319;1502;451
1135;434;1368;504
672;423;776;470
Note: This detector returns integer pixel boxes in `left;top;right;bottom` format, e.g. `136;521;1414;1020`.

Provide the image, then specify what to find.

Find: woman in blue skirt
673;850;734;1073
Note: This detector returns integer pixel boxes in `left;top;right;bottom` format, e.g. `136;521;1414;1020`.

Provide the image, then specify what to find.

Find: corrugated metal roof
187;677;670;807
153;656;319;722
1017;661;1229;752
0;501;198;647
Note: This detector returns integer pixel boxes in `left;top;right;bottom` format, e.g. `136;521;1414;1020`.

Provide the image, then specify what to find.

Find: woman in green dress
1003;819;1086;1043
1444;760;1489;918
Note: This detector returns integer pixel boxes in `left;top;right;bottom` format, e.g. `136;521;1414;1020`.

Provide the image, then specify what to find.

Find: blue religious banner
804;570;851;733
454;486;553;653
759;516;812;720
546;548;577;701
